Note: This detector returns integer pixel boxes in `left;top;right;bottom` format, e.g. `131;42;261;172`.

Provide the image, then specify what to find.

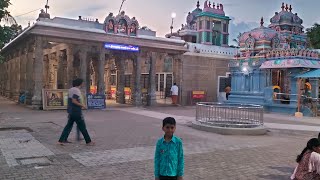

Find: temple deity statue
107;20;114;33
130;23;137;36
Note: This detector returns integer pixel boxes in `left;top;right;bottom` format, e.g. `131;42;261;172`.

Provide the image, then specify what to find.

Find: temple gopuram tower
196;1;230;46
166;1;231;47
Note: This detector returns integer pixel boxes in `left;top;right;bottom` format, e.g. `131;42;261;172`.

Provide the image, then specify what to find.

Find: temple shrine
228;3;320;116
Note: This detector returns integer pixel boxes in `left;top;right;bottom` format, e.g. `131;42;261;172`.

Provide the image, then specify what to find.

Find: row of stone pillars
112;51;159;106
0;35;177;108
43;44;162;107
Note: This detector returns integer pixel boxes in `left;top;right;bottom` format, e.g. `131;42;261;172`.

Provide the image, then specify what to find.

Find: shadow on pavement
257;166;294;180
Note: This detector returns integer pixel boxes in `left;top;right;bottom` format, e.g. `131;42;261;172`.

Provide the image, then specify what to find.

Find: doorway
156;73;173;100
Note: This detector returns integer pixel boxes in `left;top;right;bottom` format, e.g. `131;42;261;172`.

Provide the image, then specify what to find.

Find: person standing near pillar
57;78;94;146
170;83;179;105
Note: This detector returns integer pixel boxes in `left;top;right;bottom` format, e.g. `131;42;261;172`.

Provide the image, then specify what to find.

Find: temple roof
269;3;304;29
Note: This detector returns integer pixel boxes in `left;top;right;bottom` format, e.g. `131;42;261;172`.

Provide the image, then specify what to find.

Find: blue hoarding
87;94;106;109
104;43;139;52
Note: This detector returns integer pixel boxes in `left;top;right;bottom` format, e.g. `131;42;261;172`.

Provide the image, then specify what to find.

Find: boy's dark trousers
58;114;91;144
159;176;178;180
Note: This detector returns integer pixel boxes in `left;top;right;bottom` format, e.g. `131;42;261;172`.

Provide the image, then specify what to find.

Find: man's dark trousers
58;114;91;143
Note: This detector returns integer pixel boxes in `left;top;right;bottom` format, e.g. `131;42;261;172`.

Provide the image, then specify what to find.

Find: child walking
154;117;184;180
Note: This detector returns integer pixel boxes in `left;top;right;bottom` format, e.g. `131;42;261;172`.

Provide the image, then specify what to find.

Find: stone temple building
0;1;235;109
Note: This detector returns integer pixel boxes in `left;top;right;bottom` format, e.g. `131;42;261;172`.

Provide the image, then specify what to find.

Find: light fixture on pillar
242;66;250;75
170;12;176;36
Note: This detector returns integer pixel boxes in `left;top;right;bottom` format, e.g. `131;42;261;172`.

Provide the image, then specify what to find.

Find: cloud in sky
8;0;320;42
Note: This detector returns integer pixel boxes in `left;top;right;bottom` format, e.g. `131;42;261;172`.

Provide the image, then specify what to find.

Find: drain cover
17;157;51;165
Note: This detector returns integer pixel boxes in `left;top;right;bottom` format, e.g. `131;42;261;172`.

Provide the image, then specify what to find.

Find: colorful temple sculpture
228;3;320;116
166;1;230;47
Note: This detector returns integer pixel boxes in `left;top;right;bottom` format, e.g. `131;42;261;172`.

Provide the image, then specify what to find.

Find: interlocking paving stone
70;138;291;167
0;96;318;179
0;130;54;167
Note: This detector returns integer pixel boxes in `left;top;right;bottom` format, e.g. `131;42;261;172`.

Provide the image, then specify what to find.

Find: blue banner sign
87;94;106;109
104;43;139;52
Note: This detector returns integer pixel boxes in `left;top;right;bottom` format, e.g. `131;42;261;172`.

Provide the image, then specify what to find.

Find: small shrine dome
186;1;202;26
269;3;303;31
192;1;202;14
239;17;279;52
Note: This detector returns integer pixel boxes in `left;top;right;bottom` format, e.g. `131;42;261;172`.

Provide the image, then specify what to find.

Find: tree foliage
0;0;21;50
0;0;22;63
306;23;320;49
0;0;16;25
0;24;22;48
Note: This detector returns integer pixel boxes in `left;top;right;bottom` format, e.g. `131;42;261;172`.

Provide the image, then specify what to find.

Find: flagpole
119;0;126;14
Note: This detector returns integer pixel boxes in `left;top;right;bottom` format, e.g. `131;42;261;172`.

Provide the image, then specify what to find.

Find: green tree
0;0;22;63
0;24;22;48
306;23;320;49
0;0;16;25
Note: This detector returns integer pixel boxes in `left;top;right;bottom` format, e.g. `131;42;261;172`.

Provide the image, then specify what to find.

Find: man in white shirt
170;83;179;105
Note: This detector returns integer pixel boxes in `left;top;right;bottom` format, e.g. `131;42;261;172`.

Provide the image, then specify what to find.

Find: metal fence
196;102;264;128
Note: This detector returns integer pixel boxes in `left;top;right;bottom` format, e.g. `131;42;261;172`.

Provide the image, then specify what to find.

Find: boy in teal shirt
154;117;184;180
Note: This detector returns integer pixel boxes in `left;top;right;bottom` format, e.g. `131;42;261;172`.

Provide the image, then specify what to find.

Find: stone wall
180;53;229;105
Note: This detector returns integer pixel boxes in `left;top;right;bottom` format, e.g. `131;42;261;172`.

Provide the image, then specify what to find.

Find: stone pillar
57;50;66;89
48;53;57;89
310;79;318;98
147;52;157;106
173;55;183;105
14;50;22;101
8;57;13;98
131;54;142;106
115;54;125;104
66;46;74;88
21;47;28;95
79;47;88;93
43;55;49;89
32;36;45;109
8;56;12;98
5;59;10;97
25;43;35;105
97;50;106;94
105;58;113;94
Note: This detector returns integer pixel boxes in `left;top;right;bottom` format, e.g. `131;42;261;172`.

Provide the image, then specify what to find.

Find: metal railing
196;102;264;128
273;92;298;104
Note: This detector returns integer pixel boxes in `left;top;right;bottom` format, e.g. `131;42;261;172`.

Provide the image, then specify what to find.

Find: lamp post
170;12;176;36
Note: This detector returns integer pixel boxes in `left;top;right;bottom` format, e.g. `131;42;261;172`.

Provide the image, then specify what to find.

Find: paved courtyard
0;97;320;179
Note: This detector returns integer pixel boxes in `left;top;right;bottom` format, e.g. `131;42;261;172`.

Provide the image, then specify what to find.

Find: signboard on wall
104;43;140;52
192;91;206;99
42;89;87;110
90;86;97;94
124;87;131;100
87;94;106;109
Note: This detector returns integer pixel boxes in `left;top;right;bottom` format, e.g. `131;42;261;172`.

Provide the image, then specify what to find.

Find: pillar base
12;92;20;102
116;92;125;104
5;91;10;98
132;93;142;106
32;96;43;110
147;93;156;106
25;93;33;105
